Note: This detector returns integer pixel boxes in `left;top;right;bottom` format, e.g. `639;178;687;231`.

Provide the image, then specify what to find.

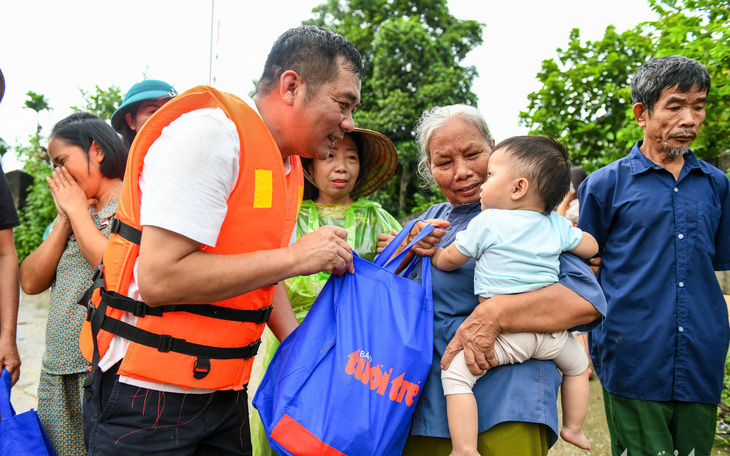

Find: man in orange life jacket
82;26;362;455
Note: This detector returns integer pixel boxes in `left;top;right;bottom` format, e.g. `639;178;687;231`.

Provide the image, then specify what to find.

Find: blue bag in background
253;220;434;456
0;368;55;455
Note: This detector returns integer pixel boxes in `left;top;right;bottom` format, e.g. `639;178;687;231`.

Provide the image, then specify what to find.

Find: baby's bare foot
561;427;591;450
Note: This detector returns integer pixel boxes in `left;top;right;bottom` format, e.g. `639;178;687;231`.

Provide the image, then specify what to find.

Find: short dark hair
256;25;363;98
494;135;571;215
50;112;128;179
631;55;711;113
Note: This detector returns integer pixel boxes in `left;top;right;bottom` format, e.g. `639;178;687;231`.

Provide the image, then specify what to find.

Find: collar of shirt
628;140;708;177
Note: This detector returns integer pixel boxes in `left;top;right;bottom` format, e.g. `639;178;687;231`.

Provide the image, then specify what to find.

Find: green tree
520;0;730;171
13;130;54;263
23;90;51;135
650;0;730;161
305;0;483;216
71;84;123;120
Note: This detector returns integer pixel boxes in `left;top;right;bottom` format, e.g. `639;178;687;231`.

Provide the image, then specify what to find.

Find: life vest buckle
193;357;211;379
91;263;105;282
133;301;148;318
259;306;273;324
109;217;121;235
158;334;173;353
86;302;95;322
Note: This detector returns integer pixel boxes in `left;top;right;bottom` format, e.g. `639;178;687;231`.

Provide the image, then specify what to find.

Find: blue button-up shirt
408;201;606;446
578;141;730;404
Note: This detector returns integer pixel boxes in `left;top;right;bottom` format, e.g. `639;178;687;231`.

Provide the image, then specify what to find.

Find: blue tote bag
0;369;55;455
253;220;435;456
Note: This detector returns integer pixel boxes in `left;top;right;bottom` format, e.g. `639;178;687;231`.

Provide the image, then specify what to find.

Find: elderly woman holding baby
382;104;605;455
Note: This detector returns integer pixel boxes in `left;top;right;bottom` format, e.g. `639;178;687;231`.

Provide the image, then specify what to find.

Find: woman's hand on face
441;299;502;375
46;166;96;219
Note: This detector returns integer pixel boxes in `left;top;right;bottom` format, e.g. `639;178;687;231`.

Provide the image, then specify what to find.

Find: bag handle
420;254;433;305
374;219;435;273
0;368;15;420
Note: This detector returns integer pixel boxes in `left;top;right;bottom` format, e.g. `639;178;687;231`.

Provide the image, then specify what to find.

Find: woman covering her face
19;113;128;456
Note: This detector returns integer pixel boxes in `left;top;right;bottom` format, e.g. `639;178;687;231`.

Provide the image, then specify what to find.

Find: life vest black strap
80;260;269;400
110;217;142;245
98;288;273;324
78;264;106;309
82;292;262;401
96;315;261;360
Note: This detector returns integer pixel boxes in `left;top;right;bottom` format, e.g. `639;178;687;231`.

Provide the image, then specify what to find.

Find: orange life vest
79;85;303;391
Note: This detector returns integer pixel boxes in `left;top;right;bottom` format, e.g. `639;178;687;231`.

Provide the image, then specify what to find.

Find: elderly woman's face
428;118;492;206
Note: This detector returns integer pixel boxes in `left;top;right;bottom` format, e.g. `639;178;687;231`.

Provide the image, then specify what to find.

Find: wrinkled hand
406;219;449;257
291;225;354;276
376;230;397;253
47;166;96;219
0;339;21;386
441;300;502;375
587;256;601;275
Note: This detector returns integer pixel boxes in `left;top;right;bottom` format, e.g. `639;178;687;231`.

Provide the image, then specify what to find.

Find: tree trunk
398;165;411;215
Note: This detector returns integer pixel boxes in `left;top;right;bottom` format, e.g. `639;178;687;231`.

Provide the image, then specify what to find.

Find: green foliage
23;90;51;114
520;0;730;170
71;84;123;120
650;0;730;160
0;138;8;158
23;90;51;134
13;132;55;263
305;0;482;217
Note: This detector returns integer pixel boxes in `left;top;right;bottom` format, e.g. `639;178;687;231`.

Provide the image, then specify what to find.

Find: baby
432;135;598;455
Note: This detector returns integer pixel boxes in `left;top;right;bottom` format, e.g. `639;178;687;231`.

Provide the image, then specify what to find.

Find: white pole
209;0;215;85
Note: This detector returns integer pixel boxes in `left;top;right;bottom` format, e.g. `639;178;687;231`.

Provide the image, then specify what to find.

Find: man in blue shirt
579;55;730;456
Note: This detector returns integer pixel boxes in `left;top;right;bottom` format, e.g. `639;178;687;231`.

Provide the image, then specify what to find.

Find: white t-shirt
99;99;293;394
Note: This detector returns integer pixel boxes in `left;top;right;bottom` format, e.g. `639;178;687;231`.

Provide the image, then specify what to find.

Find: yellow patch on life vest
297;185;304;213
253;169;273;208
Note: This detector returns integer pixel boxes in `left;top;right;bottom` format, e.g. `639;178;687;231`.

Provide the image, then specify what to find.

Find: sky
0;0;658;171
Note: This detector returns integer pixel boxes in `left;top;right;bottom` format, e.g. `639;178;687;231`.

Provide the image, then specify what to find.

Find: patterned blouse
41;198;118;375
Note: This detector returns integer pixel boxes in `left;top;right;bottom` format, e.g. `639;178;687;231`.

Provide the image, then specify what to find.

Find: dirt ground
11;290;48;414
11;291;730;455
551;378;730;456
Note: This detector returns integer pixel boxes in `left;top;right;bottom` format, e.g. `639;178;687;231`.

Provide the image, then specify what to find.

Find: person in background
0;161;20;386
379;104;605;455
19;113;127;456
578;55;730;456
556;166;587;225
250;128;400;455
110;79;177;149
556;165;594;378
289;128;401;306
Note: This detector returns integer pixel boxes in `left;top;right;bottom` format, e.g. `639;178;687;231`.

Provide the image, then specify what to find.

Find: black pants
83;363;252;456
